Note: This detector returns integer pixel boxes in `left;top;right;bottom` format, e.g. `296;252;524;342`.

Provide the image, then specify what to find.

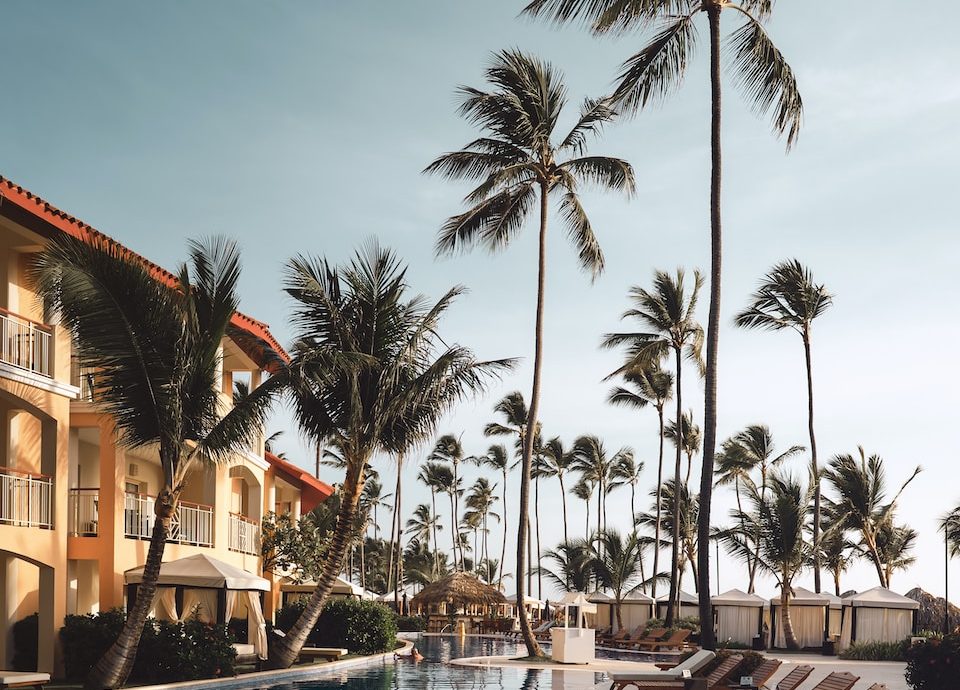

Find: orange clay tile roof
0;175;288;366
265;451;334;512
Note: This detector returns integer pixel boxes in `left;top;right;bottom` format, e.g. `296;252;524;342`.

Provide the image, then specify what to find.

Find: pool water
261;635;609;690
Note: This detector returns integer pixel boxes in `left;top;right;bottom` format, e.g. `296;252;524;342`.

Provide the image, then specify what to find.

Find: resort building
0;176;333;674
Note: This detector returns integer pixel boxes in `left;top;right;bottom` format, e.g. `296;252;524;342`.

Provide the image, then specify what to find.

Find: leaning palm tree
524;1;803;647
603;268;703;625
34;236;279;689
727;472;813;650
426;49;634;656
720;424;804;592
267;242;510;668
665;410;701;484
736;260;832;591
823;447;921;588
591;530;645;631
607;362;673;598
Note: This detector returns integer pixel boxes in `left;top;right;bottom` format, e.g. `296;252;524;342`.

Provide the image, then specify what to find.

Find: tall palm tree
637;481;699;597
602;268;703;625
360;478;391;540
607;362;673;598
819;525;858;598
418;461;450;579
430;434;467;569
34;236;279;689
719;424;804;592
714;441;757;584
665;410;701;484
472;444;511;590
541;437;575;549
267;242;510;668
572;435;630;539
591;530;645;631
572;477;594;540
610;453;644;533
736;260;833;591
727;472;813;650
466;477;501;570
823;447;921;588
427;49;634;656
540;539;595;593
405;504;442;577
526;1;803;646
874;522;917;589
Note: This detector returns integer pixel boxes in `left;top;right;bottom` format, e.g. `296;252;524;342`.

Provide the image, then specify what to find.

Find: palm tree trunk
667;346;683;627
782;581;798;650
393;455;403;611
734;476;753;588
559;473;569;547
268;469;365;669
834;572;841;597
449;494;458;570
804;327;822;593
696;3;723;651
431;489;440;577
652;405;665;600
516;182;549;657
499;469;508;591
85;491;174;689
584;497;589;540
535;476;542;600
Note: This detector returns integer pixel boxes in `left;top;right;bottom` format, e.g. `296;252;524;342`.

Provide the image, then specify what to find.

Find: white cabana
620;592;656;631
586;591;614;629
712;589;768;647
769;587;840;649
656;590;700;620
281;576;377;606
838;587;919;652
505;593;544;620
124;554;269;659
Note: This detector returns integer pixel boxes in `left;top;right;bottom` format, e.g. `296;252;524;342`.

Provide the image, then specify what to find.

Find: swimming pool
259;635;610;690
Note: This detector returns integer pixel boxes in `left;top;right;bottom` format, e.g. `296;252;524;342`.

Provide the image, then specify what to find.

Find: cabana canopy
281;575;376;600
843;587;919;610
770;587;836;649
506;593;544;607
586;591;614;603
838;587;919;651
559;592;597;614
124;554;269;591
712;589;767;646
410;572;506;610
657;590;698;605
712;588;767;607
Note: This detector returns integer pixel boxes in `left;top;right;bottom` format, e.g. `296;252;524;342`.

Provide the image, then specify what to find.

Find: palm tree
728;472;812;650
591;530;645;631
472;444;511;590
610;453;644;533
719;424;804;592
874;522;917;588
572;435;630;539
540;539;595;593
34;236;278;689
430;434;468;568
264;429;285;456
607;362;673;598
665;410;701;484
603;268;703;625
427;49;634;656
418;461;450;578
526;0;803;645
637;481;699;597
541;437;575;550
819;525;858;598
406;504;442;575
360;478;391;540
572;478;594;541
267;242;510;668
823;447;921;588
736;260;833;591
466;477;501;569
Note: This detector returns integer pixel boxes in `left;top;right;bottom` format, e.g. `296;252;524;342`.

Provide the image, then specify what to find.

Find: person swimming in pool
395;646;423;662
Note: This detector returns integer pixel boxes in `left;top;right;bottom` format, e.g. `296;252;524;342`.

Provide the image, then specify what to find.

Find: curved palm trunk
696;4;723;651
666;346;683;627
535;476;542;599
499;469;508;590
748;475;768;594
734;476;753;586
558;473;569;547
804;328;822;593
449;493;458;570
652;405;665;599
431;488;440;577
268;470;365;668
86;491;174;689
781;582;798;650
516;183;549;657
393;455;403;611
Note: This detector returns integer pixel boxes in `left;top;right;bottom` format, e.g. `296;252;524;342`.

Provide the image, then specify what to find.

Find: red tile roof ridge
264;451;335;510
0;175;288;363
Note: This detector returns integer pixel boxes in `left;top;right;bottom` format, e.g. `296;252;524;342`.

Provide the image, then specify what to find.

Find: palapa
410;572;506;610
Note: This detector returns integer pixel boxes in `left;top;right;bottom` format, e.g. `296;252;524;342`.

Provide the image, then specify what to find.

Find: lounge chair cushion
0;673;50;687
609;650;716;683
232;643;256;657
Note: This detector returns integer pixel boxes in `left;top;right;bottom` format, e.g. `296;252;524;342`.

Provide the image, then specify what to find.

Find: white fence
124;492;213;547
228;512;259;555
68;488;99;535
0;467;53;528
0;310;52;376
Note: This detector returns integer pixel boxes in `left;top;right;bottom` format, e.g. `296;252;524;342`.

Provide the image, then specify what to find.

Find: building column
0;554;16;668
37;563;66;674
98;419;122;610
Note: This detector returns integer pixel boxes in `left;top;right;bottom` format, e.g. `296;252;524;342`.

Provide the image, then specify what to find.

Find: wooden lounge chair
865;685;887;690
774;665;814;690
635;628;691;651
611;625;648;648
621;627;667;648
534;622;556;640
704;654;744;688
730;658;781;689
299;647;349;662
0;672;50;690
808;672;859;690
609;650;716;690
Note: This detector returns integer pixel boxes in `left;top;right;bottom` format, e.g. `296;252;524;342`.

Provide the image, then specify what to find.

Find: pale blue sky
2;2;958;599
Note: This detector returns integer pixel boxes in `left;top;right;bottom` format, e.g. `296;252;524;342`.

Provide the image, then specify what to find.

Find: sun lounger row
609;651;887;690
598;626;692;651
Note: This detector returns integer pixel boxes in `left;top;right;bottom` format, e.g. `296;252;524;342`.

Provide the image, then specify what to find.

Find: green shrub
839;639;908;661
905;634;960;690
643;616;700;634
59;609;236;683
275;598;397;654
11;613;38;671
395;615;427;632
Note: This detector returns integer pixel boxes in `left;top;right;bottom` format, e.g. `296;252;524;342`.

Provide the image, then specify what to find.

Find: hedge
275;598;397;654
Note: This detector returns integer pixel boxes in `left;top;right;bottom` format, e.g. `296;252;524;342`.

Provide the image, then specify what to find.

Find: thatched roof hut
410;572;506;611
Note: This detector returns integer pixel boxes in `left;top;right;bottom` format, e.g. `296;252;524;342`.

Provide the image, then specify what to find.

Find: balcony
228;512;260;555
0;308;52;377
0;466;53;528
68;488;99;536
124;492;214;547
